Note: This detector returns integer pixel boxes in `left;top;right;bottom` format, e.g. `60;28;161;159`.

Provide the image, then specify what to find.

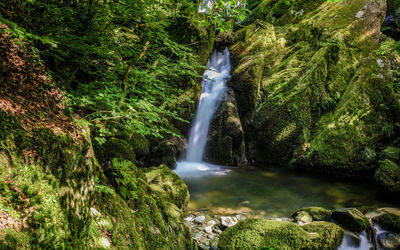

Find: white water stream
174;48;231;178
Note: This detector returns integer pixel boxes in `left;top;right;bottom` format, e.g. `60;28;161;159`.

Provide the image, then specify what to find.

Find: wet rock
301;221;344;249
184;215;194;222
150;135;185;168
195;216;206;224
193;232;203;241
221;216;239;228
378;232;400;249
206;88;247;166
218;219;343;249
292;207;332;222
294;211;313;225
374;159;400;194
204;226;213;234
207;220;216;227
373;208;400;232
332;208;370;232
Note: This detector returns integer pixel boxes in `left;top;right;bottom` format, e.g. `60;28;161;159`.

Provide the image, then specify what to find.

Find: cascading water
174;48;232;178
185;48;231;162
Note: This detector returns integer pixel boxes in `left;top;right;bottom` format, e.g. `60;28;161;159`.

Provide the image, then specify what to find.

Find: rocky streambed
185;206;400;249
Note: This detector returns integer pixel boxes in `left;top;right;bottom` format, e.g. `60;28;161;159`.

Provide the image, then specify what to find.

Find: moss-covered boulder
332;208;370;232
301;221;344;249
218;219;312;249
218;218;344;250
373;208;400;233
144;165;190;209
292;207;332;222
374;159;400;194
381;146;400;162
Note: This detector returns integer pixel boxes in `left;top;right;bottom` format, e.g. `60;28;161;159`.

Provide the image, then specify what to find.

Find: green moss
0;163;71;248
0;229;31;249
301;221;344;249
374;159;400;193
373;213;400;233
130;133;150;156
101;137;136;164
293;207;332;221
381;146;400;162
218;219;312;249
144;165;190;209
332;208;370;232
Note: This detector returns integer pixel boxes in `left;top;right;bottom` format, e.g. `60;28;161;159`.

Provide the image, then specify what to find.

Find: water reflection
177;165;396;217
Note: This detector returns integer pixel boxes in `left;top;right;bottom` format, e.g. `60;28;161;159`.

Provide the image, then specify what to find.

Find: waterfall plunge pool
175;162;398;218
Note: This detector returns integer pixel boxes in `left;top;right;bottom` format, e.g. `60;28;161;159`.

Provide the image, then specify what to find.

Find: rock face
218;218;344;249
375;159;400;193
229;0;400;179
206;88;247;166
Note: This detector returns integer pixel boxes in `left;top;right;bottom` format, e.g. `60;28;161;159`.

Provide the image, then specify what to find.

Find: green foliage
111;158;139;201
1;0;203;139
201;0;250;32
94;177;115;195
0;163;70;248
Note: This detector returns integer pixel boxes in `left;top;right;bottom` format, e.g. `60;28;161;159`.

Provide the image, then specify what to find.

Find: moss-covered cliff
228;0;400;183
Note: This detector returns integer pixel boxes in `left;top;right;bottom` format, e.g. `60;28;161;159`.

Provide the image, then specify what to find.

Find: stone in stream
292;207;332;222
221;216;238;228
372;207;400;232
204;226;213;234
184;215;194;222
192;232;203;241
294;211;313;225
377;232;400;249
218;218;344;249
195;215;206;224
332;208;370;232
207;220;216;227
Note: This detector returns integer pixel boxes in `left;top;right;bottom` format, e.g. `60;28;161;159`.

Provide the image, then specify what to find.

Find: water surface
178;163;397;217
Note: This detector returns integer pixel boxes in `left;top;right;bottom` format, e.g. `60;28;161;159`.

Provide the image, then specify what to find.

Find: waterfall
185;48;231;162
174;48;232;178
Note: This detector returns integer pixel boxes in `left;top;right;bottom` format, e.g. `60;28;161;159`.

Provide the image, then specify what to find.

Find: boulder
377;232;400;250
144;165;190;209
218;218;343;250
301;221;344;249
292;207;332;222
374;159;400;194
332;208;370;232
373;208;400;232
150;135;185;168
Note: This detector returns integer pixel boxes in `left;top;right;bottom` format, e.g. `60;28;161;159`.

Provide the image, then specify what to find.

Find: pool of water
176;162;398;217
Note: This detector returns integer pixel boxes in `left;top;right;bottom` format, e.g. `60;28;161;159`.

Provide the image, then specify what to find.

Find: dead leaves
0;22;81;141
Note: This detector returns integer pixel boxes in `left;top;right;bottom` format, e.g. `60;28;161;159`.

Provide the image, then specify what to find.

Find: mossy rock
381;146;400;162
129;133;150;156
332;208;370;232
374;159;400;194
301;221;344;249
373;208;400;233
292;207;332;222
102;137;136;163
218;218;344;250
144;165;189;209
0;229;31;249
218;219;312;250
